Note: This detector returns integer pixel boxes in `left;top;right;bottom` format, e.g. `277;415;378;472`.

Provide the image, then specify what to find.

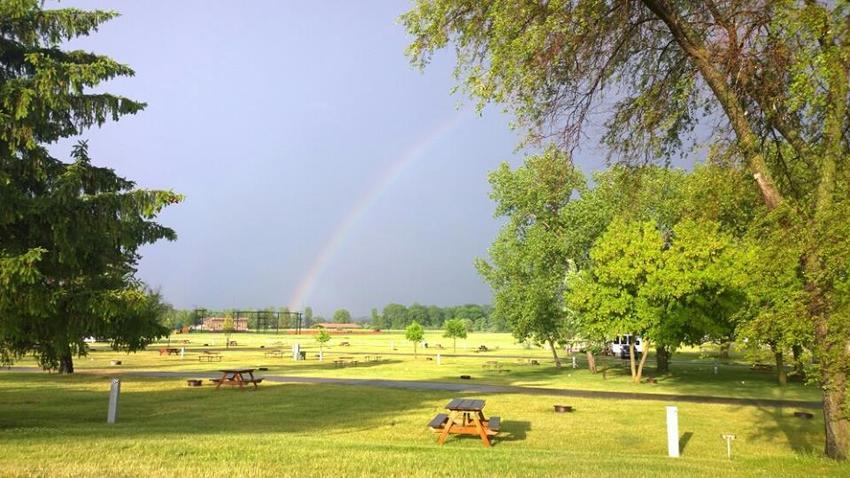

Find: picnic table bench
199;351;222;362
339;341;350;347
264;349;284;358
212;369;262;390
428;398;500;447
159;348;180;356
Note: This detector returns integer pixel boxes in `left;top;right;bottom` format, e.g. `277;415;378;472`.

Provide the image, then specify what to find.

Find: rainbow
288;113;465;311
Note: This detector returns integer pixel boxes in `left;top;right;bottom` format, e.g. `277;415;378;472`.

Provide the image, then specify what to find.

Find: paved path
3;367;821;409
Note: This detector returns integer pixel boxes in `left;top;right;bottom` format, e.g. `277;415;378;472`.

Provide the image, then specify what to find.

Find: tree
278;307;292;329
303;306;314;327
443;319;467;353
222;315;235;349
404;1;850;458
369;308;385;330
405;321;425;358
0;1;181;373
383;303;409;329
569;219;663;383
426;305;444;327
476;146;585;367
315;326;331;360
332;308;352;324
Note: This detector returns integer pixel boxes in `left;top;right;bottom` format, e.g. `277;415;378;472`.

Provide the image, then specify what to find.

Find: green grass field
2;331;846;477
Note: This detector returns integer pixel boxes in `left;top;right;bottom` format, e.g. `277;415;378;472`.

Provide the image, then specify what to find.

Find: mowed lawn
18;331;822;402
2;332;841;477
0;373;845;478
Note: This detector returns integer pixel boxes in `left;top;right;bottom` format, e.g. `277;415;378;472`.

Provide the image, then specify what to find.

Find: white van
609;335;644;358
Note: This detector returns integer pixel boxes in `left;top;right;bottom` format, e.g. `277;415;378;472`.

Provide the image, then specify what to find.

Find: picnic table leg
472;415;491;448
215;373;226;390
248;371;258;390
437;414;454;445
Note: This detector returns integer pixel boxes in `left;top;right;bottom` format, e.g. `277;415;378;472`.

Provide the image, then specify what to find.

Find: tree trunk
816;314;849;460
656;345;670;374
791;344;805;381
58;348;74;374
773;347;787;386
719;341;731;360
414;342;417;359
586;350;597;374
547;339;561;368
634;340;650;383
628;342;637;380
453;338;456;354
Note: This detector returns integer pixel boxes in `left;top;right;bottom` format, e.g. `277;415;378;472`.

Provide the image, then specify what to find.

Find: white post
436;354;441;365
722;433;735;460
292;343;301;360
180;347;185;359
107;378;121;424
572;356;577;369
319;350;324;362
666;406;679;457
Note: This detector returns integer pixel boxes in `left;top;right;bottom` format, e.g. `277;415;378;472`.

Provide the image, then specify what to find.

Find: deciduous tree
404;1;850;458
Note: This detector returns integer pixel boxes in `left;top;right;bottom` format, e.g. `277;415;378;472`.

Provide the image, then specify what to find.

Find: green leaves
0;1;178;371
478;146;583;354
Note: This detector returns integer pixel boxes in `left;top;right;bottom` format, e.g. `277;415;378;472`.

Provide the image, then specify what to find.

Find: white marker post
107;378;121;424
667;406;680;457
721;433;736;460
292;343;301;361
180;347;185;359
572;356;577;369
436;354;441;365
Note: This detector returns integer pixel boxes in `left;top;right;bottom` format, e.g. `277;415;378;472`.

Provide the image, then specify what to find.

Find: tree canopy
0;1;181;372
404;0;850;459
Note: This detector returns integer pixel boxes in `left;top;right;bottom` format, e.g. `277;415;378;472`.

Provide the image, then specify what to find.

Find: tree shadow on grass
745;404;820;454
0;373;511;443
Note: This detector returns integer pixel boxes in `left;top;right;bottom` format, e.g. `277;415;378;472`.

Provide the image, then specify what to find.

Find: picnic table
363;355;382;362
264;349;284;358
333;356;359;367
198;351;222;362
211;368;263;390
159;347;180;356
428;399;501;448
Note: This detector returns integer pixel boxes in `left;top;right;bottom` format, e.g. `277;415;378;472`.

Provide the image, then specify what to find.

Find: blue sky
53;1;613;317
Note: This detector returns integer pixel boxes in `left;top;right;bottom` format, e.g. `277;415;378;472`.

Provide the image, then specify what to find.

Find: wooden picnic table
212;368;262;390
159;347;180;356
198;351;221;362
428;398;501;447
333;356;359;367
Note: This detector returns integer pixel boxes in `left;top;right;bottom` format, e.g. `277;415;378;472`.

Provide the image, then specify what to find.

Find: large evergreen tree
0;1;181;372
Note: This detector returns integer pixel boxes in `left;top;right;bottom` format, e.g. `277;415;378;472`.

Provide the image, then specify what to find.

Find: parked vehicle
609;335;644;359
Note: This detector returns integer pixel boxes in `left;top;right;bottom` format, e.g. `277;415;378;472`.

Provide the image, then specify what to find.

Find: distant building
314;322;361;331
202;317;248;332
